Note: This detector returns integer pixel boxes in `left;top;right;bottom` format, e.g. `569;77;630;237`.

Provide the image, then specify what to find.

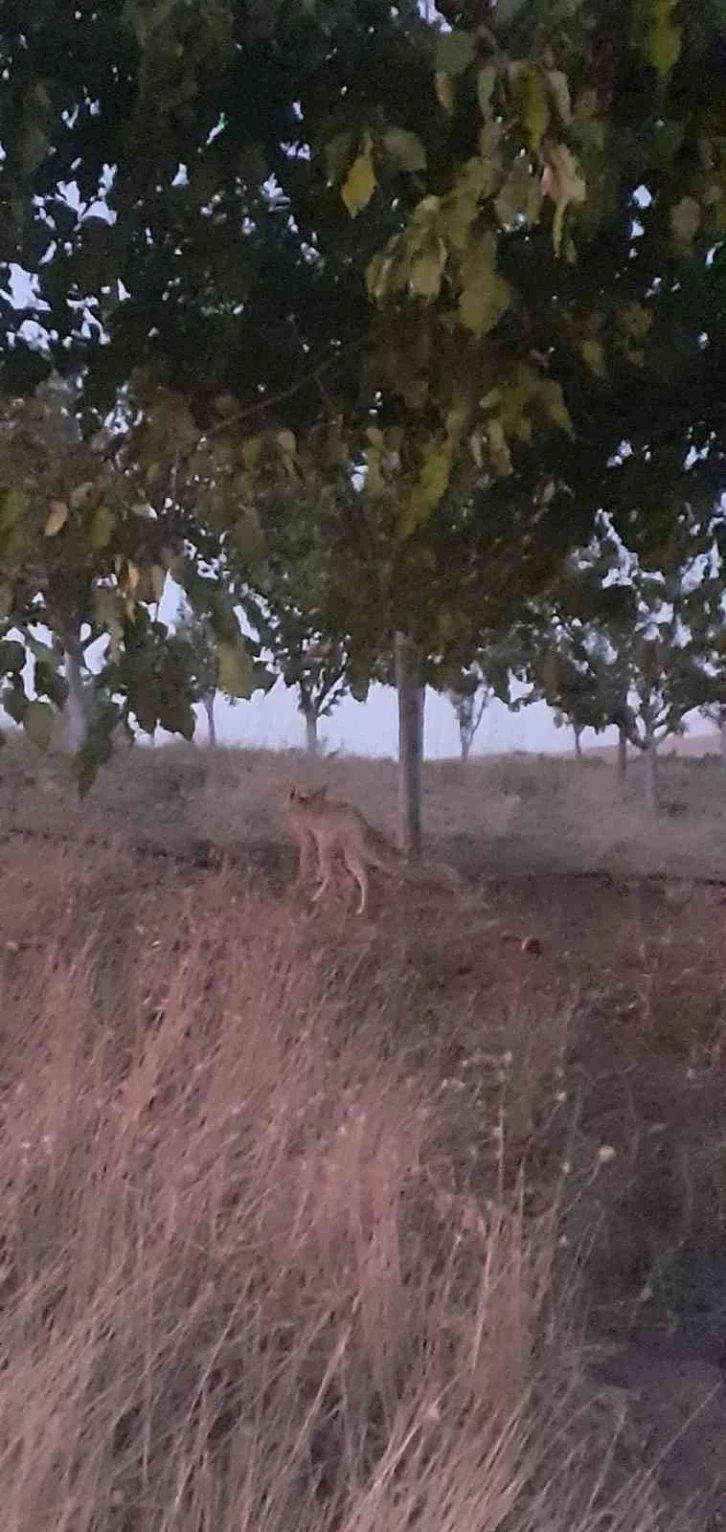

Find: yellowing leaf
400;443;452;537
410;242;447;300
541;142;587;254
487;418;512;477
276;429;296;458
24;700;54;751
511;63;550;151
241;435;263;470
70;481;94;509
365;446;385;495
435;30;475;77
547;69;572;125
458;235;510;336
217;638;252;699
435;72;454;113
632;0;682;78
619;302;652;341
341;148;376;217
671;195;701;245
213;393;239;417
494;156;541;226
540;379;573;435
581;337;606;375
44;500;69;537
383;128;426;173
91;504;115;550
574;88;599;122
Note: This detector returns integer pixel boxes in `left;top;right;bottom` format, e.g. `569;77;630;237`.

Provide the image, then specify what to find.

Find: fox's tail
365;828;463;892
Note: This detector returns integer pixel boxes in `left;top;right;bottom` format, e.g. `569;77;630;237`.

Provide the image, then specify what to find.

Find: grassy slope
2;738;726;1528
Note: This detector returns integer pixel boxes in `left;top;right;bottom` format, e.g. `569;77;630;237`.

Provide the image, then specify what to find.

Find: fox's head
289;785;328;807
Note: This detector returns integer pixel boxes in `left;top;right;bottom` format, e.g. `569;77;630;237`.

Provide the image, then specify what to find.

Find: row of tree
2;0;726;839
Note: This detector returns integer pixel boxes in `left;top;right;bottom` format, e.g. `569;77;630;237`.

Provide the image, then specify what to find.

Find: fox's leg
311;839;335;904
294;827;316;885
342;848;369;915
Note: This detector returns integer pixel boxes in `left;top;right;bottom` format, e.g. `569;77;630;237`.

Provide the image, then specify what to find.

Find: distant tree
242;590;349;755
445;665;491;763
175;607;220;747
532;531;726;809
701;702;726;759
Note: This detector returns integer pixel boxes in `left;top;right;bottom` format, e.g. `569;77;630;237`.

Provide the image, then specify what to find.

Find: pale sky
175;683;714;759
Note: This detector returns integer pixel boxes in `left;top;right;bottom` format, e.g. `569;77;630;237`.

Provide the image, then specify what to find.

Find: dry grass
4;734;726;881
0;833;674;1532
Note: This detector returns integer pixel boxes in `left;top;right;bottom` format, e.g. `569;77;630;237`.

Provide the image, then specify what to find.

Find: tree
231;492;353;755
445;665;491;764
531;526;726;809
175;607;221;747
4;0;726;838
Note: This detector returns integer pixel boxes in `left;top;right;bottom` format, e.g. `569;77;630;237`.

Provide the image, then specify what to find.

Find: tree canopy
2;0;726;785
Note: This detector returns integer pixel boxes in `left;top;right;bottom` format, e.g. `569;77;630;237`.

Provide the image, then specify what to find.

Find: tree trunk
302;708;319;755
64;641;89;752
460;727;471;765
394;631;425;855
573;725;583;760
617;725;628;783
644;726;658;813
203;693;217;749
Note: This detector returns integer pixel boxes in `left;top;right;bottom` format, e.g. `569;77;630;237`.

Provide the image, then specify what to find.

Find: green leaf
410;242;447;299
217;637;252;698
671;195;701;245
324;130;353;185
632;0;682;78
0;487;24;539
44;500;69;536
20;122;50;177
2;682;27;725
0;639;26;675
92;505;116;550
383;128;427;173
581;337;606;375
341;147;376;217
435;31;475;77
23;699;54;751
491;0;527;31
477;64;497;120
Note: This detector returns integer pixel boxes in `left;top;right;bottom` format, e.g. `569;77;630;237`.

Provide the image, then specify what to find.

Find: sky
151;581;717;757
171;681;715;759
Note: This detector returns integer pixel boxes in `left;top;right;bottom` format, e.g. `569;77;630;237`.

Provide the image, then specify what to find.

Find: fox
287;785;463;916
